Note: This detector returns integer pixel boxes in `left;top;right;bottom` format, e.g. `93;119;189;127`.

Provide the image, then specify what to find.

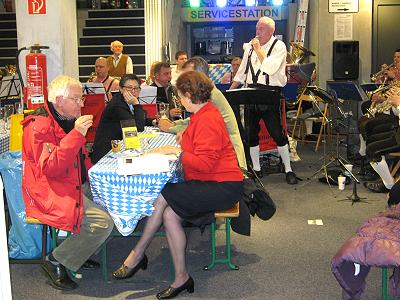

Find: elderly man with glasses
91;73;146;164
21;75;114;290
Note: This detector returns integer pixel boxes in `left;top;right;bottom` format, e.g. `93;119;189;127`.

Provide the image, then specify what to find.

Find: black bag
242;173;276;221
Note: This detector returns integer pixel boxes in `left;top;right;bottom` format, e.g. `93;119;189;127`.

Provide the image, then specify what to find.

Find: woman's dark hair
119;74;140;88
176;71;213;104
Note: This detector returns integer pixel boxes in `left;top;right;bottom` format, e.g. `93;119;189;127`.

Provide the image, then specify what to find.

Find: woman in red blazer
113;71;243;299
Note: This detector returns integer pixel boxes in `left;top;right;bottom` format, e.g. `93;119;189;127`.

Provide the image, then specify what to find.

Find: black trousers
362;114;400;162
247;91;287;147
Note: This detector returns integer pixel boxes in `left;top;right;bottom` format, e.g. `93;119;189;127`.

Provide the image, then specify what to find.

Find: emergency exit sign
28;0;47;15
329;0;358;13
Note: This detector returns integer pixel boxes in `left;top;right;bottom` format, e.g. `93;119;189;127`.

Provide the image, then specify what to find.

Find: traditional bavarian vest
107;54;128;78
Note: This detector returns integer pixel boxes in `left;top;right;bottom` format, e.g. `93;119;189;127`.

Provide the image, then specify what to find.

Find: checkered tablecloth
89;128;181;236
209;63;231;84
0;132;10;154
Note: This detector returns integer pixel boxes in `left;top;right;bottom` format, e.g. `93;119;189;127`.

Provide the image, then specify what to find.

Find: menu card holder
120;119;140;149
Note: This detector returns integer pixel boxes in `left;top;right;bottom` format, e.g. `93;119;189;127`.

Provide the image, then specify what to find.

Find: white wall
15;0;79;85
308;0;372;88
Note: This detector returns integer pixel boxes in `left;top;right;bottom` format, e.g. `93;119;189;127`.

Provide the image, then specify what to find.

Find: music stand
0;75;21;100
225;87;281;185
286;62;316;85
82;82;107;102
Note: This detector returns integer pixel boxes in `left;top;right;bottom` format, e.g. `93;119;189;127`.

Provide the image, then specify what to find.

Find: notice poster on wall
334;14;353;40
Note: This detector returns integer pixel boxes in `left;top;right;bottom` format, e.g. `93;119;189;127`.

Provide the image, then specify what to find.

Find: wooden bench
10;217;80;278
8;217;50;264
203;202;240;271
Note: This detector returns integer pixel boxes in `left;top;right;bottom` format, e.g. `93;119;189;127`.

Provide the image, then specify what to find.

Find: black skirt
162;180;243;227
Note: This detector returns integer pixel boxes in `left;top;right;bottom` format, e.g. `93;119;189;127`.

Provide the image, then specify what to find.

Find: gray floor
9;142;388;300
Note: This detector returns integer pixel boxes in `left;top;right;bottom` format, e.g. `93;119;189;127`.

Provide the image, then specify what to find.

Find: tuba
365;80;400;118
287;42;316;64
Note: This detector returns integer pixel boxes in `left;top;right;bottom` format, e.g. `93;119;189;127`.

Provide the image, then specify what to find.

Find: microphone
250;35;260;49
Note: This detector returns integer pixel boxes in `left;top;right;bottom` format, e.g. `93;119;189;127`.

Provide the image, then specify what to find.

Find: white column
15;0;79;85
0;177;12;300
144;0;166;77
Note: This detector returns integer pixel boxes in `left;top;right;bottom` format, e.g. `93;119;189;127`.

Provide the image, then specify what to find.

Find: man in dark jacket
150;62;182;120
91;74;146;164
21;75;114;290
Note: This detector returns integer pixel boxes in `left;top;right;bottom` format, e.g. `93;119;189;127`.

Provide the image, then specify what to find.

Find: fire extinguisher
16;44;49;110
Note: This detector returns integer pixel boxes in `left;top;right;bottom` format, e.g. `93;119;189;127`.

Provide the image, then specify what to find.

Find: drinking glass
0;107;6;134
4;104;14;130
157;103;169;119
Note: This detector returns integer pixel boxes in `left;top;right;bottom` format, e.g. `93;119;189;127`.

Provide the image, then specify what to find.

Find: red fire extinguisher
19;44;49;110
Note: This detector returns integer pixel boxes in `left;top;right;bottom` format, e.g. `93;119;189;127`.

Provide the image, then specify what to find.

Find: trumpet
370;63;395;82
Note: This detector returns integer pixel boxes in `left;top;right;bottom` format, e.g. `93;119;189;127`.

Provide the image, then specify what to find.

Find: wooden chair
389;152;400;181
203;202;240;271
291;91;330;152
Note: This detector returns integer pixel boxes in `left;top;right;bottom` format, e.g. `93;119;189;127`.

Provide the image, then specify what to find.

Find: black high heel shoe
112;254;148;280
156;276;194;299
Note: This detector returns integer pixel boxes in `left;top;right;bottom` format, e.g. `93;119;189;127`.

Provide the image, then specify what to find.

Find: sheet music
82;82;106;95
139;86;157;104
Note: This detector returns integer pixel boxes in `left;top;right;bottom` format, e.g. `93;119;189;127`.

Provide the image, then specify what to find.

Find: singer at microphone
228;16;298;185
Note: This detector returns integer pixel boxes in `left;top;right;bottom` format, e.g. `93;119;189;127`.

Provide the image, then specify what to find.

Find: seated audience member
221;57;242;84
91;74;146;164
112;71;244;299
21;75;114;290
171;50;188;85
151;61;182;120
158;56;247;170
89;57;120;102
107;40;133;78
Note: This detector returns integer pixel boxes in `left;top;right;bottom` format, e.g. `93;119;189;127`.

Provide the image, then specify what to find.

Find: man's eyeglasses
123;86;141;92
63;96;85;104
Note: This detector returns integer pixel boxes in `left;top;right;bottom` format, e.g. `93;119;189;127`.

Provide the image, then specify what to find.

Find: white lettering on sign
182;6;283;22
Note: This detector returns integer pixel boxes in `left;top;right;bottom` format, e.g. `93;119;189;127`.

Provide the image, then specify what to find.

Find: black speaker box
333;41;359;80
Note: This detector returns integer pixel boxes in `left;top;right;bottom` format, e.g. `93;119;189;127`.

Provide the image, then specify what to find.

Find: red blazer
181;101;243;182
21;103;92;233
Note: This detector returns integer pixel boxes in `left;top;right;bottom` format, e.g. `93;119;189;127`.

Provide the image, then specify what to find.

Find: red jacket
21;104;92;233
181;101;243;182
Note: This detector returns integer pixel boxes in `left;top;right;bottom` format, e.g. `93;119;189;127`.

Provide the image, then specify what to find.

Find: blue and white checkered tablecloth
209;63;231;84
89;128;181;236
0;132;10;154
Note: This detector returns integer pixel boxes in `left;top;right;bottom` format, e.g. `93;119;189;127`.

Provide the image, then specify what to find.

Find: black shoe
304;134;318;141
156;276;194;299
81;258;100;270
112;254;148;280
286;171;298;185
41;261;78;291
363;180;390;193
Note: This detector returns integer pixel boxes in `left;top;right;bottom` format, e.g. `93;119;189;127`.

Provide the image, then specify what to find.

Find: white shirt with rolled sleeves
234;36;287;88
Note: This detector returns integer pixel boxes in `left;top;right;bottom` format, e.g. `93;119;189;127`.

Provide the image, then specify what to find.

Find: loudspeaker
333;41;359;80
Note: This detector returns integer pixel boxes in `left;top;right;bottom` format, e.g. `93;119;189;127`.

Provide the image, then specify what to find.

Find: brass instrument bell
288;42;316;64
